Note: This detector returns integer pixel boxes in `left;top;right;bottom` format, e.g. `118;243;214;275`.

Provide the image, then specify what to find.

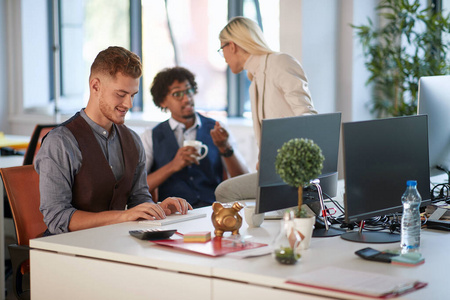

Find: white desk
0;155;25;299
30;206;449;300
0;134;29;151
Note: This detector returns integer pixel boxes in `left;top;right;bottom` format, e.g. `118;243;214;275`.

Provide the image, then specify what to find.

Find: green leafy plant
274;247;301;265
352;0;450;117
275;138;324;218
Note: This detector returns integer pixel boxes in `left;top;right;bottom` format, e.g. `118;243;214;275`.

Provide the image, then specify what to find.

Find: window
141;0;228;122
61;0;130;112
20;0;279;120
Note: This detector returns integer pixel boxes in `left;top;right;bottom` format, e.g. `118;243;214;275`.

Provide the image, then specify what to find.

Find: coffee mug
244;205;264;228
183;140;208;160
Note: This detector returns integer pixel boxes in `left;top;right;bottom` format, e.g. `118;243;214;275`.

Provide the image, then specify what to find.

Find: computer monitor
417;75;450;180
342;115;431;243
256;113;341;216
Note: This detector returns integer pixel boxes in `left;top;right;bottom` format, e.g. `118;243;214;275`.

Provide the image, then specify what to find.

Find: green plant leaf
351;0;450;117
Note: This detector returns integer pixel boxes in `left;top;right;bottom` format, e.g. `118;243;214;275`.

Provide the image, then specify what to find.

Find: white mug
183;140;209;161
244;206;265;228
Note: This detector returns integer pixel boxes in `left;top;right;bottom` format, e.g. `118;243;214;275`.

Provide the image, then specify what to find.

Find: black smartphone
355;247;398;263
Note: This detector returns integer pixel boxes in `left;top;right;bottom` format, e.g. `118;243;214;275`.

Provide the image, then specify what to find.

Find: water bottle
400;180;421;254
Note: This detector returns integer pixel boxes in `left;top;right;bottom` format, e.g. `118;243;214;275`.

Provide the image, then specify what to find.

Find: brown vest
65;114;139;212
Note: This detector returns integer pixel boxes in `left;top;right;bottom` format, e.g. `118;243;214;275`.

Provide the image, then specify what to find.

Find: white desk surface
0;134;29;149
30;206;450;300
0;155;24;168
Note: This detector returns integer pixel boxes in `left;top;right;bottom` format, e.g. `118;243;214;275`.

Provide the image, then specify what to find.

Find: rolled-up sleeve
34;127;80;234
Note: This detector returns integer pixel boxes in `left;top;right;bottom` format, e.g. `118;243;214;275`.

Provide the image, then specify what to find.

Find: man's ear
90;77;101;93
159;99;167;110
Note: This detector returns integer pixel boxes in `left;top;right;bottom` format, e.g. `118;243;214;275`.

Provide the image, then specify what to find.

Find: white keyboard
139;211;207;226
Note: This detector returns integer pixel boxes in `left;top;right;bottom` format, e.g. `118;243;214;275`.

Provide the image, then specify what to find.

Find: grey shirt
35;109;152;234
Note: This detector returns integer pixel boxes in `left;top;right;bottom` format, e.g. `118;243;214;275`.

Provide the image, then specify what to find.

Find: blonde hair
219;16;274;55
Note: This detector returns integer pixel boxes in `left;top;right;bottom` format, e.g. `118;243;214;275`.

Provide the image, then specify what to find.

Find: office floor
4;266;29;300
4;217;22;300
5;264;14;300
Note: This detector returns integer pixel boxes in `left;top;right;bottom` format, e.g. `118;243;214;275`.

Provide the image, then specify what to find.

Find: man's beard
99;96;126;125
182;113;196;120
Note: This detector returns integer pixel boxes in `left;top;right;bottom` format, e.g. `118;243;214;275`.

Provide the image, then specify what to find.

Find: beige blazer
245;53;317;146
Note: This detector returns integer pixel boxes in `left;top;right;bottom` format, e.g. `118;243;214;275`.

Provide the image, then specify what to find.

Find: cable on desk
431;183;450;203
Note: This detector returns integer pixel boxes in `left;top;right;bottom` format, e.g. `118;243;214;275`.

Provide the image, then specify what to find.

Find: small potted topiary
275;138;324;250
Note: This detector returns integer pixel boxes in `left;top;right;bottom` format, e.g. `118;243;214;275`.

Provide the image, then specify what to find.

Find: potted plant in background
274;138;324;250
352;0;450;118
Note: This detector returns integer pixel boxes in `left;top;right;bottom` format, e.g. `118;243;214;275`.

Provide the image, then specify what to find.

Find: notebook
139;211;207;226
152;237;268;257
286;266;427;299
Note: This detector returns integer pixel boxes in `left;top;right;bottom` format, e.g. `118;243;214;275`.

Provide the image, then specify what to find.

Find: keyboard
139;211;207;226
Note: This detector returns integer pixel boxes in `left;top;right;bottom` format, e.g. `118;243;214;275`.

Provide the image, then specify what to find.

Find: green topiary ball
275;138;324;188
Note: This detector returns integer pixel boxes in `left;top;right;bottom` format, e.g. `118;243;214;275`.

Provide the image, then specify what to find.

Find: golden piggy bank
211;202;244;237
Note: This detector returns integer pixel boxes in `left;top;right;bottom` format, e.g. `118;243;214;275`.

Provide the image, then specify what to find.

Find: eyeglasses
217;43;229;57
171;88;195;100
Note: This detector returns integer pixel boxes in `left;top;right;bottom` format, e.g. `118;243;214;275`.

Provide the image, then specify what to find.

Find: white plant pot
292;216;315;250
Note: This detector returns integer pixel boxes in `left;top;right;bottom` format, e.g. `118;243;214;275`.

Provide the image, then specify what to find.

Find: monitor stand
340;222;400;243
310;179;345;237
341;231;400;243
313;217;345;237
313;227;345;237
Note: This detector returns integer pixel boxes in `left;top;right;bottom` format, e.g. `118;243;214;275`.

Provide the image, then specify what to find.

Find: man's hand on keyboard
159;197;192;215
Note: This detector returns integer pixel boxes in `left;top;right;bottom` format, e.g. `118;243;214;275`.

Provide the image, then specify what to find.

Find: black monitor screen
343;115;431;225
256;113;341;214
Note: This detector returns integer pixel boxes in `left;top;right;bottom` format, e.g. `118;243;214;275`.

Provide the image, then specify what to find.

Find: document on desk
139;211;207;226
152;237;268;257
286;266;427;299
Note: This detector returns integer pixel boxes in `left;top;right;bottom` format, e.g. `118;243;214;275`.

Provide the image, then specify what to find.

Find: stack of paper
183;231;211;243
286;266;427;299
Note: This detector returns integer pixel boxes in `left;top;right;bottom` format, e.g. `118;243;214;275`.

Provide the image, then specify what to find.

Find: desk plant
352;0;450;117
272;138;324;264
275;138;324;218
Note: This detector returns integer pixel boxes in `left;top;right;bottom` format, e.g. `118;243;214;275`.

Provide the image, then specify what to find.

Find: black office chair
22;124;56;165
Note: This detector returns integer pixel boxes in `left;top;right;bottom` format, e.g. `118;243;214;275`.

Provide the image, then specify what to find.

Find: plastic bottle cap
406;180;417;187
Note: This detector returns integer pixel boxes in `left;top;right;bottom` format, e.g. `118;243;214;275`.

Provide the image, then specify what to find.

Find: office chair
22;124;57;165
0;165;46;300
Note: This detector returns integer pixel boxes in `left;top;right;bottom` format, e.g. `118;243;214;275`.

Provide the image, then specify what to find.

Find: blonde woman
215;16;317;203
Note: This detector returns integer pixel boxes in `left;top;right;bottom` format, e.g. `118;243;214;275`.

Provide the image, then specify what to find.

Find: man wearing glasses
141;67;248;208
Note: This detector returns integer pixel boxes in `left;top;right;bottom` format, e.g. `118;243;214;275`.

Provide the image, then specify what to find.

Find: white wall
301;0;338;114
351;0;378;122
0;0;8;133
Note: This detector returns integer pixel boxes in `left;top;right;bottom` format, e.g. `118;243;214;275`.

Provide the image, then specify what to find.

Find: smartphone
355;247;398;263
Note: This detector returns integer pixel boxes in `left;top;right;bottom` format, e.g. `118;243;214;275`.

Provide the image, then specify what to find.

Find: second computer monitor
256;113;341;214
342;115;431;243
